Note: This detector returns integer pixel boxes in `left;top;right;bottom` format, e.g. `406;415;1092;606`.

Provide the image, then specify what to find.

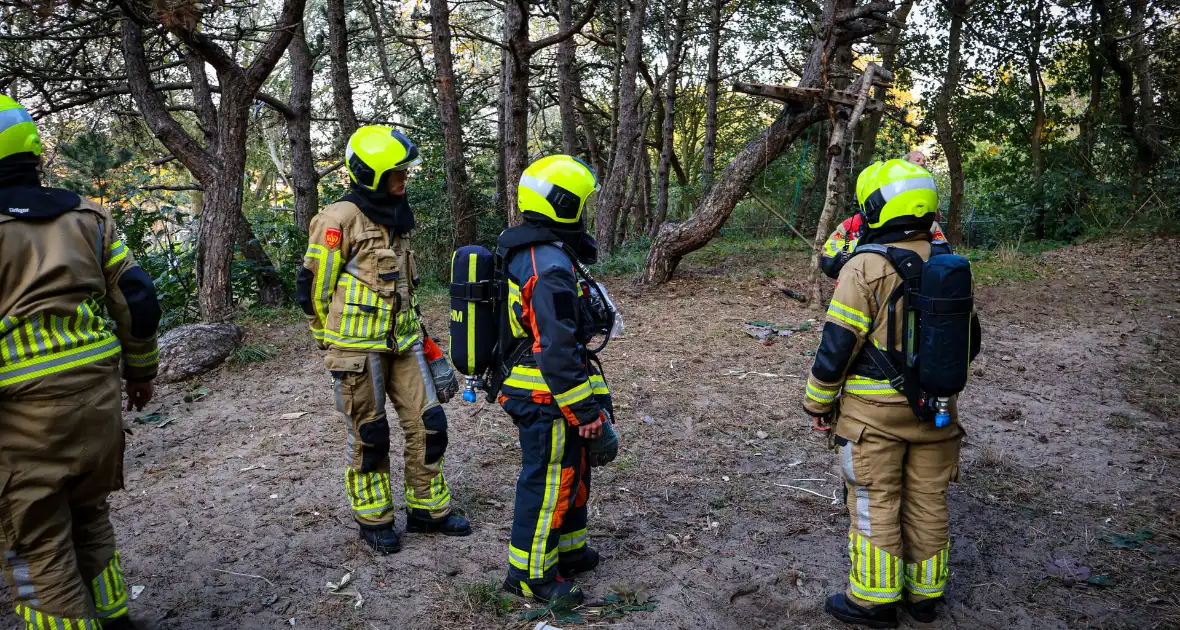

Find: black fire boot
905;597;941;623
405;510;472;537
559;547;600;578
358;522;402;554
503;575;584;607
103;618;142;630
823;593;899;629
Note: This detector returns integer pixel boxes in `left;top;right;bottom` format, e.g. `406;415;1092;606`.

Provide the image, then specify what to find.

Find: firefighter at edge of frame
0;94;162;630
806;158;965;629
297;125;471;556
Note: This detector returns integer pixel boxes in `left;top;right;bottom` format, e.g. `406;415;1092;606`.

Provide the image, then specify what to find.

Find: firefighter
819;151;948;280
497;155;613;606
297;126;470;554
805;159;964;628
0;96;161;630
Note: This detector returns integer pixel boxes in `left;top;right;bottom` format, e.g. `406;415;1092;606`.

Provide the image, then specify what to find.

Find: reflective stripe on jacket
297;201;422;353
0;196;160;390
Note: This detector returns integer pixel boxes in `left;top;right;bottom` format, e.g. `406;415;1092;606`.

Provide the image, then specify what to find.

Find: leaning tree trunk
595;0;647;255
807;66;882;305
287;22;319;234
934;0;967;244
640;0;878;285
429;0;476;244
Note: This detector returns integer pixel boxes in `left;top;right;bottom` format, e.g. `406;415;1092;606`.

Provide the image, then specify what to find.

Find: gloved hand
423;337;459;403
588;410;619;467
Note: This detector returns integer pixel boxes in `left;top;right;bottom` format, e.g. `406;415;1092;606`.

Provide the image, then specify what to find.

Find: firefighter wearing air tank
297;126;469;554
0;96;161;630
805;159;981;628
495;156;616;606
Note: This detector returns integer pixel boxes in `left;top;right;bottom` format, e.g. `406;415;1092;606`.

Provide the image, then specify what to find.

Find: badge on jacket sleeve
325;227;342;249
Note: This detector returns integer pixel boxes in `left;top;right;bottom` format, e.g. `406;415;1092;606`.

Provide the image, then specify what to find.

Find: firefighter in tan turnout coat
805;159;973;628
297;126;469;554
0;96;160;630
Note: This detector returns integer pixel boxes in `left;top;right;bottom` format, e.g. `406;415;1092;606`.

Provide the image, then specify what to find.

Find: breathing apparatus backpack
852;245;982;426
448;241;616;403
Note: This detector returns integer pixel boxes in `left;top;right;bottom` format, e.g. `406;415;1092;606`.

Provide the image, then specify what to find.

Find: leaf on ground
184;387;210;403
1102;530;1155;550
1086;575;1113;586
280;412;308;420
262;593;279;606
134;412;165;424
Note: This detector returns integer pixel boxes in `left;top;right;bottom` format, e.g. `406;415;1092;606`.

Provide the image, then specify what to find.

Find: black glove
587;410;619;467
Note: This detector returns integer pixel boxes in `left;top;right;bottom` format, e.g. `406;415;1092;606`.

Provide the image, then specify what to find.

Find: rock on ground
156;323;244;383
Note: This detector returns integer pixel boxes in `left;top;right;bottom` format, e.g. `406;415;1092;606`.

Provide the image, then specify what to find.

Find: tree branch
529;0;599;52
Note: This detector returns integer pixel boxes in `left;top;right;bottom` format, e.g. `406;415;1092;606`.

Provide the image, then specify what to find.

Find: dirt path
3;239;1177;629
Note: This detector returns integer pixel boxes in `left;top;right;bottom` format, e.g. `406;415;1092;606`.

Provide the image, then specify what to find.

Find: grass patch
593;236;653;278
461;580;512;617
230;344;276;365
963;244;1038;286
1107;412;1137;429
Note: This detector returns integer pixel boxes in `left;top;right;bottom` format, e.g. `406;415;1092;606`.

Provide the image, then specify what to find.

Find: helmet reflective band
520;173;582;221
0;96;41;161
856;159;939;230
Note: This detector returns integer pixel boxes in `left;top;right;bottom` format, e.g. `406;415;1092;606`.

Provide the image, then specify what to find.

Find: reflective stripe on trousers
905;543;950;598
14;605;101;630
89;551;128;620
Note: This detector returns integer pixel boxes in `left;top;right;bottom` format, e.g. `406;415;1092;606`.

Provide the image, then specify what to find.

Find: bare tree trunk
287;22;318;235
808;67;881;305
557;0;579;155
655;0;689;237
1094;0;1163;198
429;0;476;244
1028;0;1047;239
641;0;880;285
327;0;359;138
856;0;913;168
701;0;722;194
1079;7;1103;169
934;0;968;244
798;122;828;231
573;77;604;174
1129;0;1163;190
596;0;648;255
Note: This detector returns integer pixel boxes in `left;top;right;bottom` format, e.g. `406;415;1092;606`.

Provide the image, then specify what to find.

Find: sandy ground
2;238;1178;630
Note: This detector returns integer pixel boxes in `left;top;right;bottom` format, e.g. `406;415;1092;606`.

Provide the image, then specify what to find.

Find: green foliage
461;580;512;617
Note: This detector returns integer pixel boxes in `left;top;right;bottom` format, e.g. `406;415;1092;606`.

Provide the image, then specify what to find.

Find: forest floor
3;236;1178;630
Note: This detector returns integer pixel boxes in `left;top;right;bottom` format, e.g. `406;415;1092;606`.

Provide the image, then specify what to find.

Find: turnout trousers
502;399;590;585
327;345;452;525
0;363;130;629
833;396;963;608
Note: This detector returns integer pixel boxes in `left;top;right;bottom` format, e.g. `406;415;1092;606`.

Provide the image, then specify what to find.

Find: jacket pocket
337;277;395;340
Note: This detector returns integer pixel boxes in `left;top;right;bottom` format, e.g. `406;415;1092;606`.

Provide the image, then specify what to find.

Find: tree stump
156;323;244;383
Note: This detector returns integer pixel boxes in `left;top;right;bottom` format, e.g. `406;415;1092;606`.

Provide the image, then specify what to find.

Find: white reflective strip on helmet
878;176;936;201
519;173;554;198
345;145;356;162
0;107;33;135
